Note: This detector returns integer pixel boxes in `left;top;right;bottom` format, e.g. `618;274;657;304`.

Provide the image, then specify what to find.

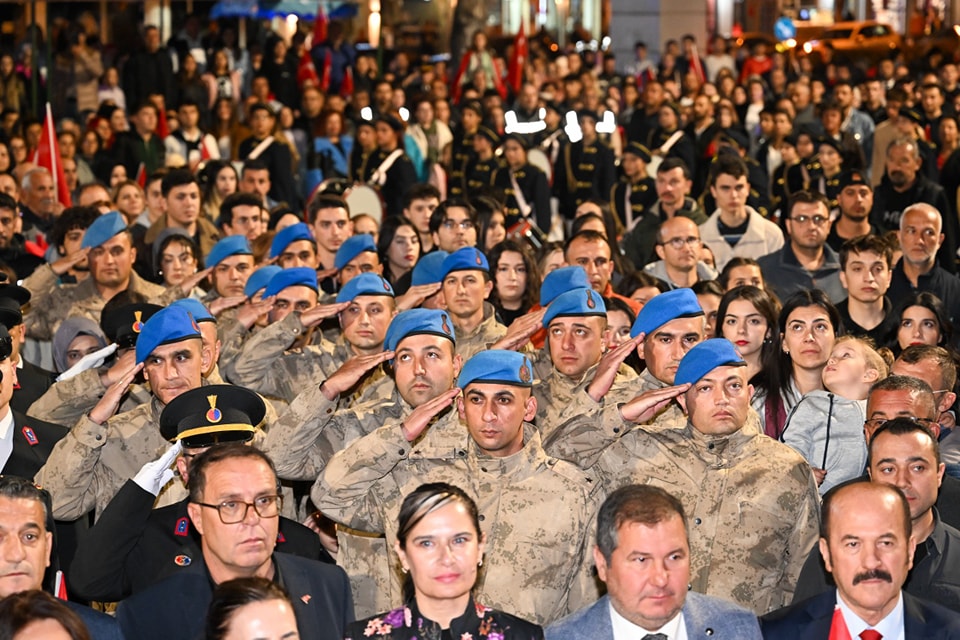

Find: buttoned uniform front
492;161;552;232
264;385;418;617
756;243;847;305
67;477;329;601
315;419;603;626
554;138;617;219
35;393;278;520
609;174;658;232
699;206;785;271
466;154;506;192
447;130;477;198
23;268;171;341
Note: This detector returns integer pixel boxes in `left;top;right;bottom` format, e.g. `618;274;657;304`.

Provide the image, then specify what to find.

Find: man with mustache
761;480;960;638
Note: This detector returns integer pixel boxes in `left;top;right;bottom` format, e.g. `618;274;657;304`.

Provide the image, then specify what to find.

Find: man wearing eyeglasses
643;216;717;289
68;386;327;602
757;191;845;303
428;199;478;254
116;443;354;640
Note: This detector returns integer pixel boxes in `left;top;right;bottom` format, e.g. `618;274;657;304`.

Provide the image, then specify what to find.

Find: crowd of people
2;9;960;640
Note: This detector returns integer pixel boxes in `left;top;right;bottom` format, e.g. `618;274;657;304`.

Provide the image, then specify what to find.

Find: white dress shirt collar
609;600;688;640
837;590;905;640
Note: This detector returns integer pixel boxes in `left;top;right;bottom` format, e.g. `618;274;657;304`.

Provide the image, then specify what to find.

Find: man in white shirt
546;484;762;640
761;481;960;639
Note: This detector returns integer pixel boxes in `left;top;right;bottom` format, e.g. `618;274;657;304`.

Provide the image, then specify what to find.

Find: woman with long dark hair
487;240;540;326
378;215;421;289
895;291;952;354
344;483;543;640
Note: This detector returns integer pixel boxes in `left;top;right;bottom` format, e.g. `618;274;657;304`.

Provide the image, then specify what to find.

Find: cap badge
475;250;483;266
132;310;144;334
441;313;452;335
206;395;222;423
586;289;596;309
519;361;532;384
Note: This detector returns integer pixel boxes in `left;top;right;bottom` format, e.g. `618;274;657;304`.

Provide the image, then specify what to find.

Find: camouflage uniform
315;418;603;625
554;408;820;615
230;312;355;403
36;390;277;521
27;368;152;427
24;269;172;340
533;361;636;441
453;302;507;361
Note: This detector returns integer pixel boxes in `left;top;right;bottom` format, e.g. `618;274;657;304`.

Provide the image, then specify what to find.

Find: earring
478;557;483;567
401;566;408;574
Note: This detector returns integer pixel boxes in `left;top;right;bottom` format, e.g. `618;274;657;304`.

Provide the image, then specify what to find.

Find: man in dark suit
761;481;960;639
0;476;121;640
69;385;331;602
116;443;353;640
546;484;762;639
0;284;55;414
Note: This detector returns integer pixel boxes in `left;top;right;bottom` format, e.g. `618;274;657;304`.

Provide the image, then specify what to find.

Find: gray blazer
545;593;762;640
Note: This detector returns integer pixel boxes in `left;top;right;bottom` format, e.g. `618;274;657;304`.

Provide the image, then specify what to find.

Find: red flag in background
828;606;852;640
340;66;355;98
320;49;332;91
298;46;321;89
33;103;72;209
156;106;170;139
507;22;528;95
135;163;147;188
690;44;706;84
314;1;328;44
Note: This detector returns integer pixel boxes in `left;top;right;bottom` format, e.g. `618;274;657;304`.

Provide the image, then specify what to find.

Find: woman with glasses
345;483;543;640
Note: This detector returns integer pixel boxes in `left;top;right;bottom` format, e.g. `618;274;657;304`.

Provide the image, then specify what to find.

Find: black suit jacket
13;360;55;417
65;601;124;640
761;589;960;639
1;410;67;478
116;552;354;640
69;480;332;601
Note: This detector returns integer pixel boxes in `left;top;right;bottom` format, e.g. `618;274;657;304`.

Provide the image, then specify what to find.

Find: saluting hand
236;295;275;329
395;282;442;311
208;294;246;317
50;247;91;276
300;301;351;328
492;308;547;352
175;267;213;297
588;334;643;402
90;360;144;425
400;387;460;442
619;383;691;425
321;351;395;401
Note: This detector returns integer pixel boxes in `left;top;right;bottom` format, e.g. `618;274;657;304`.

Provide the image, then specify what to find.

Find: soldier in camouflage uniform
438;247;506;360
552;339;820;615
265;308;460;617
35;305;274;521
24;212;176;341
315;350;603;626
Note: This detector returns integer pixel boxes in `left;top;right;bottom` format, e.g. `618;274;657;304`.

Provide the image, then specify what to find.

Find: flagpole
46;103;58;204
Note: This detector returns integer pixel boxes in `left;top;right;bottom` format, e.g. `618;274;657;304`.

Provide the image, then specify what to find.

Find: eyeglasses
195;494;283;524
864;416;938;431
442;219;474;231
658;236;701;250
789;214;829;226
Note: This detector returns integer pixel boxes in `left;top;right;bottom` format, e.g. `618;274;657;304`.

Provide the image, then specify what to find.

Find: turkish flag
135;162;147;188
297;46;321;89
313;2;328;45
340;66;354;98
156;106;170;139
320;49;332;92
32;103;72;209
507;23;528;95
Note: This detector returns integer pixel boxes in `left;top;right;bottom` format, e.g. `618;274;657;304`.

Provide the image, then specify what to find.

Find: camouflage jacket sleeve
217;313;252;380
35;414;115;520
775;464;822;609
312;422;412;533
262;384;343;481
28;369;107;425
541;394;627;469
21;264;59;299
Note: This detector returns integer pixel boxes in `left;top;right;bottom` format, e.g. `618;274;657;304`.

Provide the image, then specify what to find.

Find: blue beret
81;211;127;249
542;287;606;328
206;235;252;267
334;234;377;271
384;309;456;353
540;266;590;306
269;222;314;259
674;338;746;386
458;350;534;389
244;266;282;298
263;267;319;298
135;305;202;364
171;298;215;324
440;247;489;279
337;273;395;302
411;251;449;286
630;288;704;338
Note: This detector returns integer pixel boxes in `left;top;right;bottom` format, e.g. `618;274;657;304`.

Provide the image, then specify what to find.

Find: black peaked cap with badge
159;385;266;448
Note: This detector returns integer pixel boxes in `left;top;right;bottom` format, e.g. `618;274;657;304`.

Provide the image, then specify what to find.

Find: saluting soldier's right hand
50;247;91;276
395;283;442;311
492;308;546;352
300;301;350;328
401;387;460;442
236;295;275;329
90;360;144;425
320;350;395;401
619;383;691;425
588;334;643;402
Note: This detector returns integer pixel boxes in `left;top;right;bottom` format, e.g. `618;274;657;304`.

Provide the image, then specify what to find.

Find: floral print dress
343;598;544;640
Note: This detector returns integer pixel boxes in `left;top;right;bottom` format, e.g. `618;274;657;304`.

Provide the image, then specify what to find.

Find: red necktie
860;630;882;640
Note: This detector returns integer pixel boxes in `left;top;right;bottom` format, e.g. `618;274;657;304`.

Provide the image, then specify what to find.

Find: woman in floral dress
343;483;543;640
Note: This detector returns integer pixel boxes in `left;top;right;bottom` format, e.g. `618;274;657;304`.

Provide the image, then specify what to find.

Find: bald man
642;217;717;289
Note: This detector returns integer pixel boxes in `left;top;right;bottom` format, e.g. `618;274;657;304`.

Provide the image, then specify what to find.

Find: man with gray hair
546;484;762;639
871;137;955;273
886;203;960;336
18;167;60;242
